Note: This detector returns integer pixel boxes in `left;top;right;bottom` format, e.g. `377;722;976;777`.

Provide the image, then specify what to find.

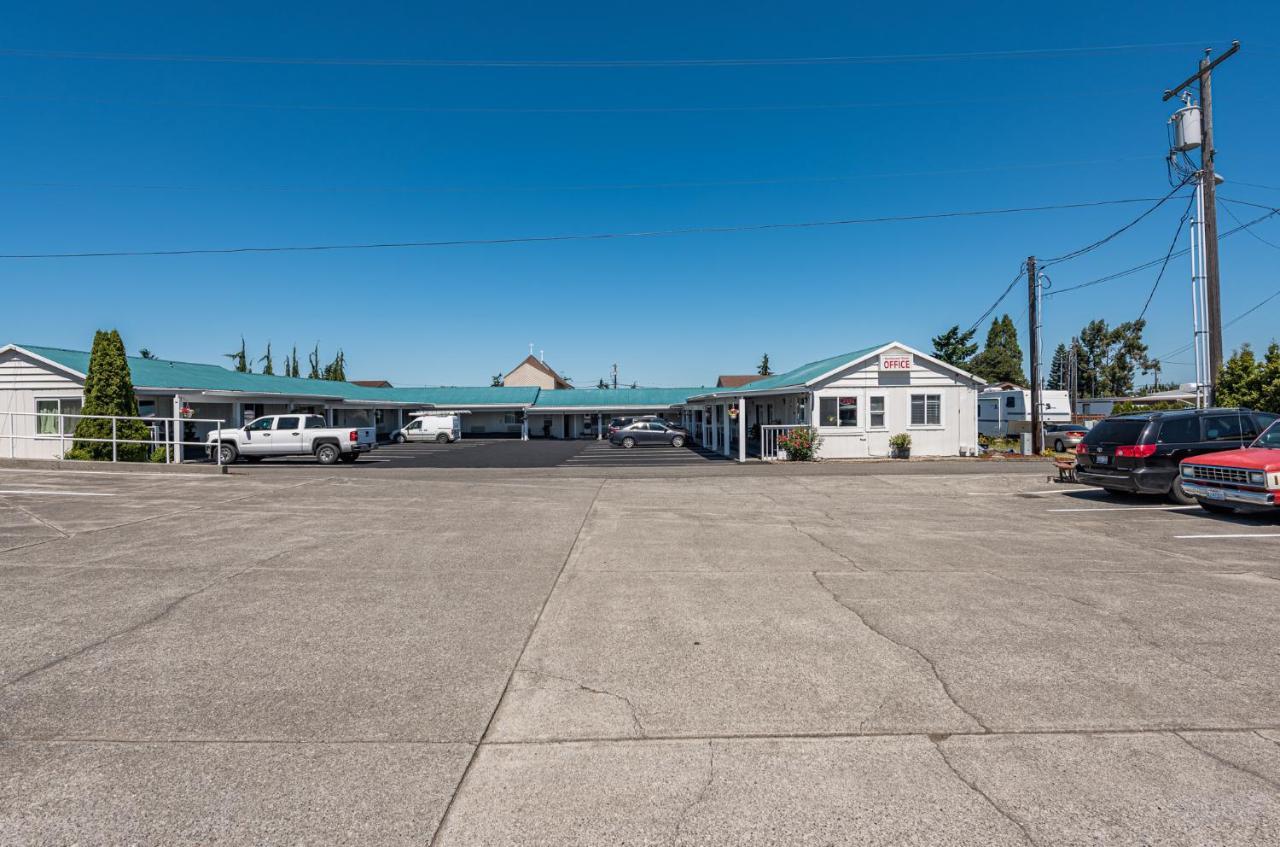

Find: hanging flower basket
728;406;740;420
179;405;195;419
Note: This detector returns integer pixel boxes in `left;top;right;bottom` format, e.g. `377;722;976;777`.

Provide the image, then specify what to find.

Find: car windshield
1082;418;1149;446
1252;422;1280;449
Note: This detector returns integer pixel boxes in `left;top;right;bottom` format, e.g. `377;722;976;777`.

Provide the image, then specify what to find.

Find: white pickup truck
207;414;376;465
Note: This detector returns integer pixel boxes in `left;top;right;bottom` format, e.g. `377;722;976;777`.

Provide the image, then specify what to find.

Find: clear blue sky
2;2;1277;388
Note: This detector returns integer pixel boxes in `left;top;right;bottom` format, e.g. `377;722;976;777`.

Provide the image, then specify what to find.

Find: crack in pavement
671;740;715;846
513;668;647;737
0;497;72;541
812;572;988;732
932;737;1038;845
986;571;1254;692
793;522;865;571
1;565;253;690
1174;731;1280;792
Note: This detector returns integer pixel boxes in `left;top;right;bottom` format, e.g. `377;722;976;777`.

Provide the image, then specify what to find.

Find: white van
391;414;461;444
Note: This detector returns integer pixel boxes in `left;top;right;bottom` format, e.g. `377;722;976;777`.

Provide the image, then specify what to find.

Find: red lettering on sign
881;357;912;369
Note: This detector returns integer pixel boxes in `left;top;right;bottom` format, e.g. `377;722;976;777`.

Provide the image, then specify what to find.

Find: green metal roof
697;344;888;395
17;345;538;406
531;387;707;409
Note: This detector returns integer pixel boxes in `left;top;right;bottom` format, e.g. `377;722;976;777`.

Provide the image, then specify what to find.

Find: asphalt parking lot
2;463;1279;844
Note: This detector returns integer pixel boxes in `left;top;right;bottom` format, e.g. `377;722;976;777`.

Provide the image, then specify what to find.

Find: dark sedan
610;421;688;448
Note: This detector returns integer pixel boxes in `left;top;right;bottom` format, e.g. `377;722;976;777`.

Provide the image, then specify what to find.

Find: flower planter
893;447;910;459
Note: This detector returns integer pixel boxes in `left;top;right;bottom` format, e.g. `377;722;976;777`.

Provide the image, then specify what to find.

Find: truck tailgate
355;427;376;448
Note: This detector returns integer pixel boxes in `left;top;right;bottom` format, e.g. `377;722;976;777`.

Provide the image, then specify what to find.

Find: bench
1051;458;1076;484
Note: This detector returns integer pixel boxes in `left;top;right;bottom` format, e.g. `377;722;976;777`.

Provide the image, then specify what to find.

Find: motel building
1;341;981;462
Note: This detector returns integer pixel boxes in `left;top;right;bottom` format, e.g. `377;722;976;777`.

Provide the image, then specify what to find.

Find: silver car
1044;423;1088;453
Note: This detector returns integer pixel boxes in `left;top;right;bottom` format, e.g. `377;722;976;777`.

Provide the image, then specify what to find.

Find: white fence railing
759;424;803;462
0;412;227;465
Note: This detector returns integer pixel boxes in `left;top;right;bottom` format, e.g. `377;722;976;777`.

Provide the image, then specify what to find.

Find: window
869;396;885;428
1204;413;1253;442
276;416;300;430
1157;417;1199;444
35;398;82;436
247;417;274;432
503;413;519;424
1005;396;1016;408
405;420;421;431
817;396;860;427
304;415;327;429
910;394;941;426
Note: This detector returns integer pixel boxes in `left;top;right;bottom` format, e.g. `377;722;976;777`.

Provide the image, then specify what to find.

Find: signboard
879;353;913;371
1008;420;1034;434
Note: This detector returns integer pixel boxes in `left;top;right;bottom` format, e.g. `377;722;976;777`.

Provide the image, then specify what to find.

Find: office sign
879;353;913;371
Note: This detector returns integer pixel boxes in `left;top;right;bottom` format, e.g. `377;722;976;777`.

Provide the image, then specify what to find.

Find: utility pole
1068;337;1080;418
1163;41;1239;404
1027;256;1043;453
611;363;618;390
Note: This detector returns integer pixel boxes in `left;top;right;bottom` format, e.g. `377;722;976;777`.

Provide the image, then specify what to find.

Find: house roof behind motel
505;354;573;388
716;374;763;388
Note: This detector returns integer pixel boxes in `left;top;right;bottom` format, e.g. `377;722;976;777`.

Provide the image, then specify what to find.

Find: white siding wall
810;347;979;459
0;349;85;459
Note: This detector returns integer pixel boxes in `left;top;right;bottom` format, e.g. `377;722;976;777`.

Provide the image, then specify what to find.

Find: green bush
889;432;912;451
777;426;821;461
71;329;151;461
149;446;168;463
1109;400;1190;415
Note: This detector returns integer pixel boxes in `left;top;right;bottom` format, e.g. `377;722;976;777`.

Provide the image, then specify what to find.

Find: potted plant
889;432;912;459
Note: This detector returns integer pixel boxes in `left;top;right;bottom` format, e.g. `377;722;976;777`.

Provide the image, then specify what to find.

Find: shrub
888;432;912;451
1110;400;1190;415
150;446;168;463
777;426;820;461
71;329;151;461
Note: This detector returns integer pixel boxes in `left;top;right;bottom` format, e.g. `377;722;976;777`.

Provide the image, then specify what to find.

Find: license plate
1095;455;1109;465
1206;488;1226;500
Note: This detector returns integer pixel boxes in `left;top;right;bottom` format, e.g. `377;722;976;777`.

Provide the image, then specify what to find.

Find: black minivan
1075;408;1279;503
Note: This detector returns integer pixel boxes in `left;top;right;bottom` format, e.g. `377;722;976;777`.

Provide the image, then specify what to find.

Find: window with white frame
818;396;858;427
869;396;885;428
910;394;941;426
35;398;83;436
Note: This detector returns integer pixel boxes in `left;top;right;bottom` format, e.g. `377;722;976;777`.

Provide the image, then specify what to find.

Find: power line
0;195;1178;261
1044;206;1280;297
1039;175;1194;267
0;154;1164;196
0;41;1221;69
1137;192;1196;322
1219;200;1280;251
0;88;1154;115
966;263;1027;334
1157;287;1280;361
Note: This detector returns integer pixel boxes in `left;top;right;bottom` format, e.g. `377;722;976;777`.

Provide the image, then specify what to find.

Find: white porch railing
759;424;803;462
1;412;227;465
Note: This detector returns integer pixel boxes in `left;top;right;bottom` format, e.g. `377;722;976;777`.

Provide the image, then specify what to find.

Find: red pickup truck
1179;421;1280;514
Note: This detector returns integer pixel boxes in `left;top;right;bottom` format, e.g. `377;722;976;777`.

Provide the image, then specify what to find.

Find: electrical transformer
1171;104;1202;152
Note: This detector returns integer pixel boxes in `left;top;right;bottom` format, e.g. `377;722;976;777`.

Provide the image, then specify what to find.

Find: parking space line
1046;505;1201;513
0;489;116;497
1174;533;1280;540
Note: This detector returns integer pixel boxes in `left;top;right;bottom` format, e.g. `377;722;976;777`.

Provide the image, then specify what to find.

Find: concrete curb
0;458;229;475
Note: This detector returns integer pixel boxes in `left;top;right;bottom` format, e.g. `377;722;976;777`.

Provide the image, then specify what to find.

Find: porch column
737;395;747;462
721;403;731;457
597;412;602;440
172;394;183;463
397;408;404;431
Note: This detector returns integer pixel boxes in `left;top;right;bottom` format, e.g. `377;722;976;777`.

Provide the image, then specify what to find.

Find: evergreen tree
259;342;275;376
1215;343;1277;411
491;374;504;387
288;345;301;378
969;315;1027;385
758;353;773;376
596;379;609;389
308;345;321;380
1046;343;1068;390
139;348;158;360
322;349;347;381
1077;320;1110;397
225;337;250;373
931;325;979;369
70;330;151;461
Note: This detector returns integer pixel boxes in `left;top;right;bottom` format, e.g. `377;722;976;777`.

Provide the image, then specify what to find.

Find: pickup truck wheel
1168;477;1197;505
216;443;238;465
435;433;449;443
315;444;341;465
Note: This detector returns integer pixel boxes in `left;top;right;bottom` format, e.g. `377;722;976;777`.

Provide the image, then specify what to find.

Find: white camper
978;388;1071;438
